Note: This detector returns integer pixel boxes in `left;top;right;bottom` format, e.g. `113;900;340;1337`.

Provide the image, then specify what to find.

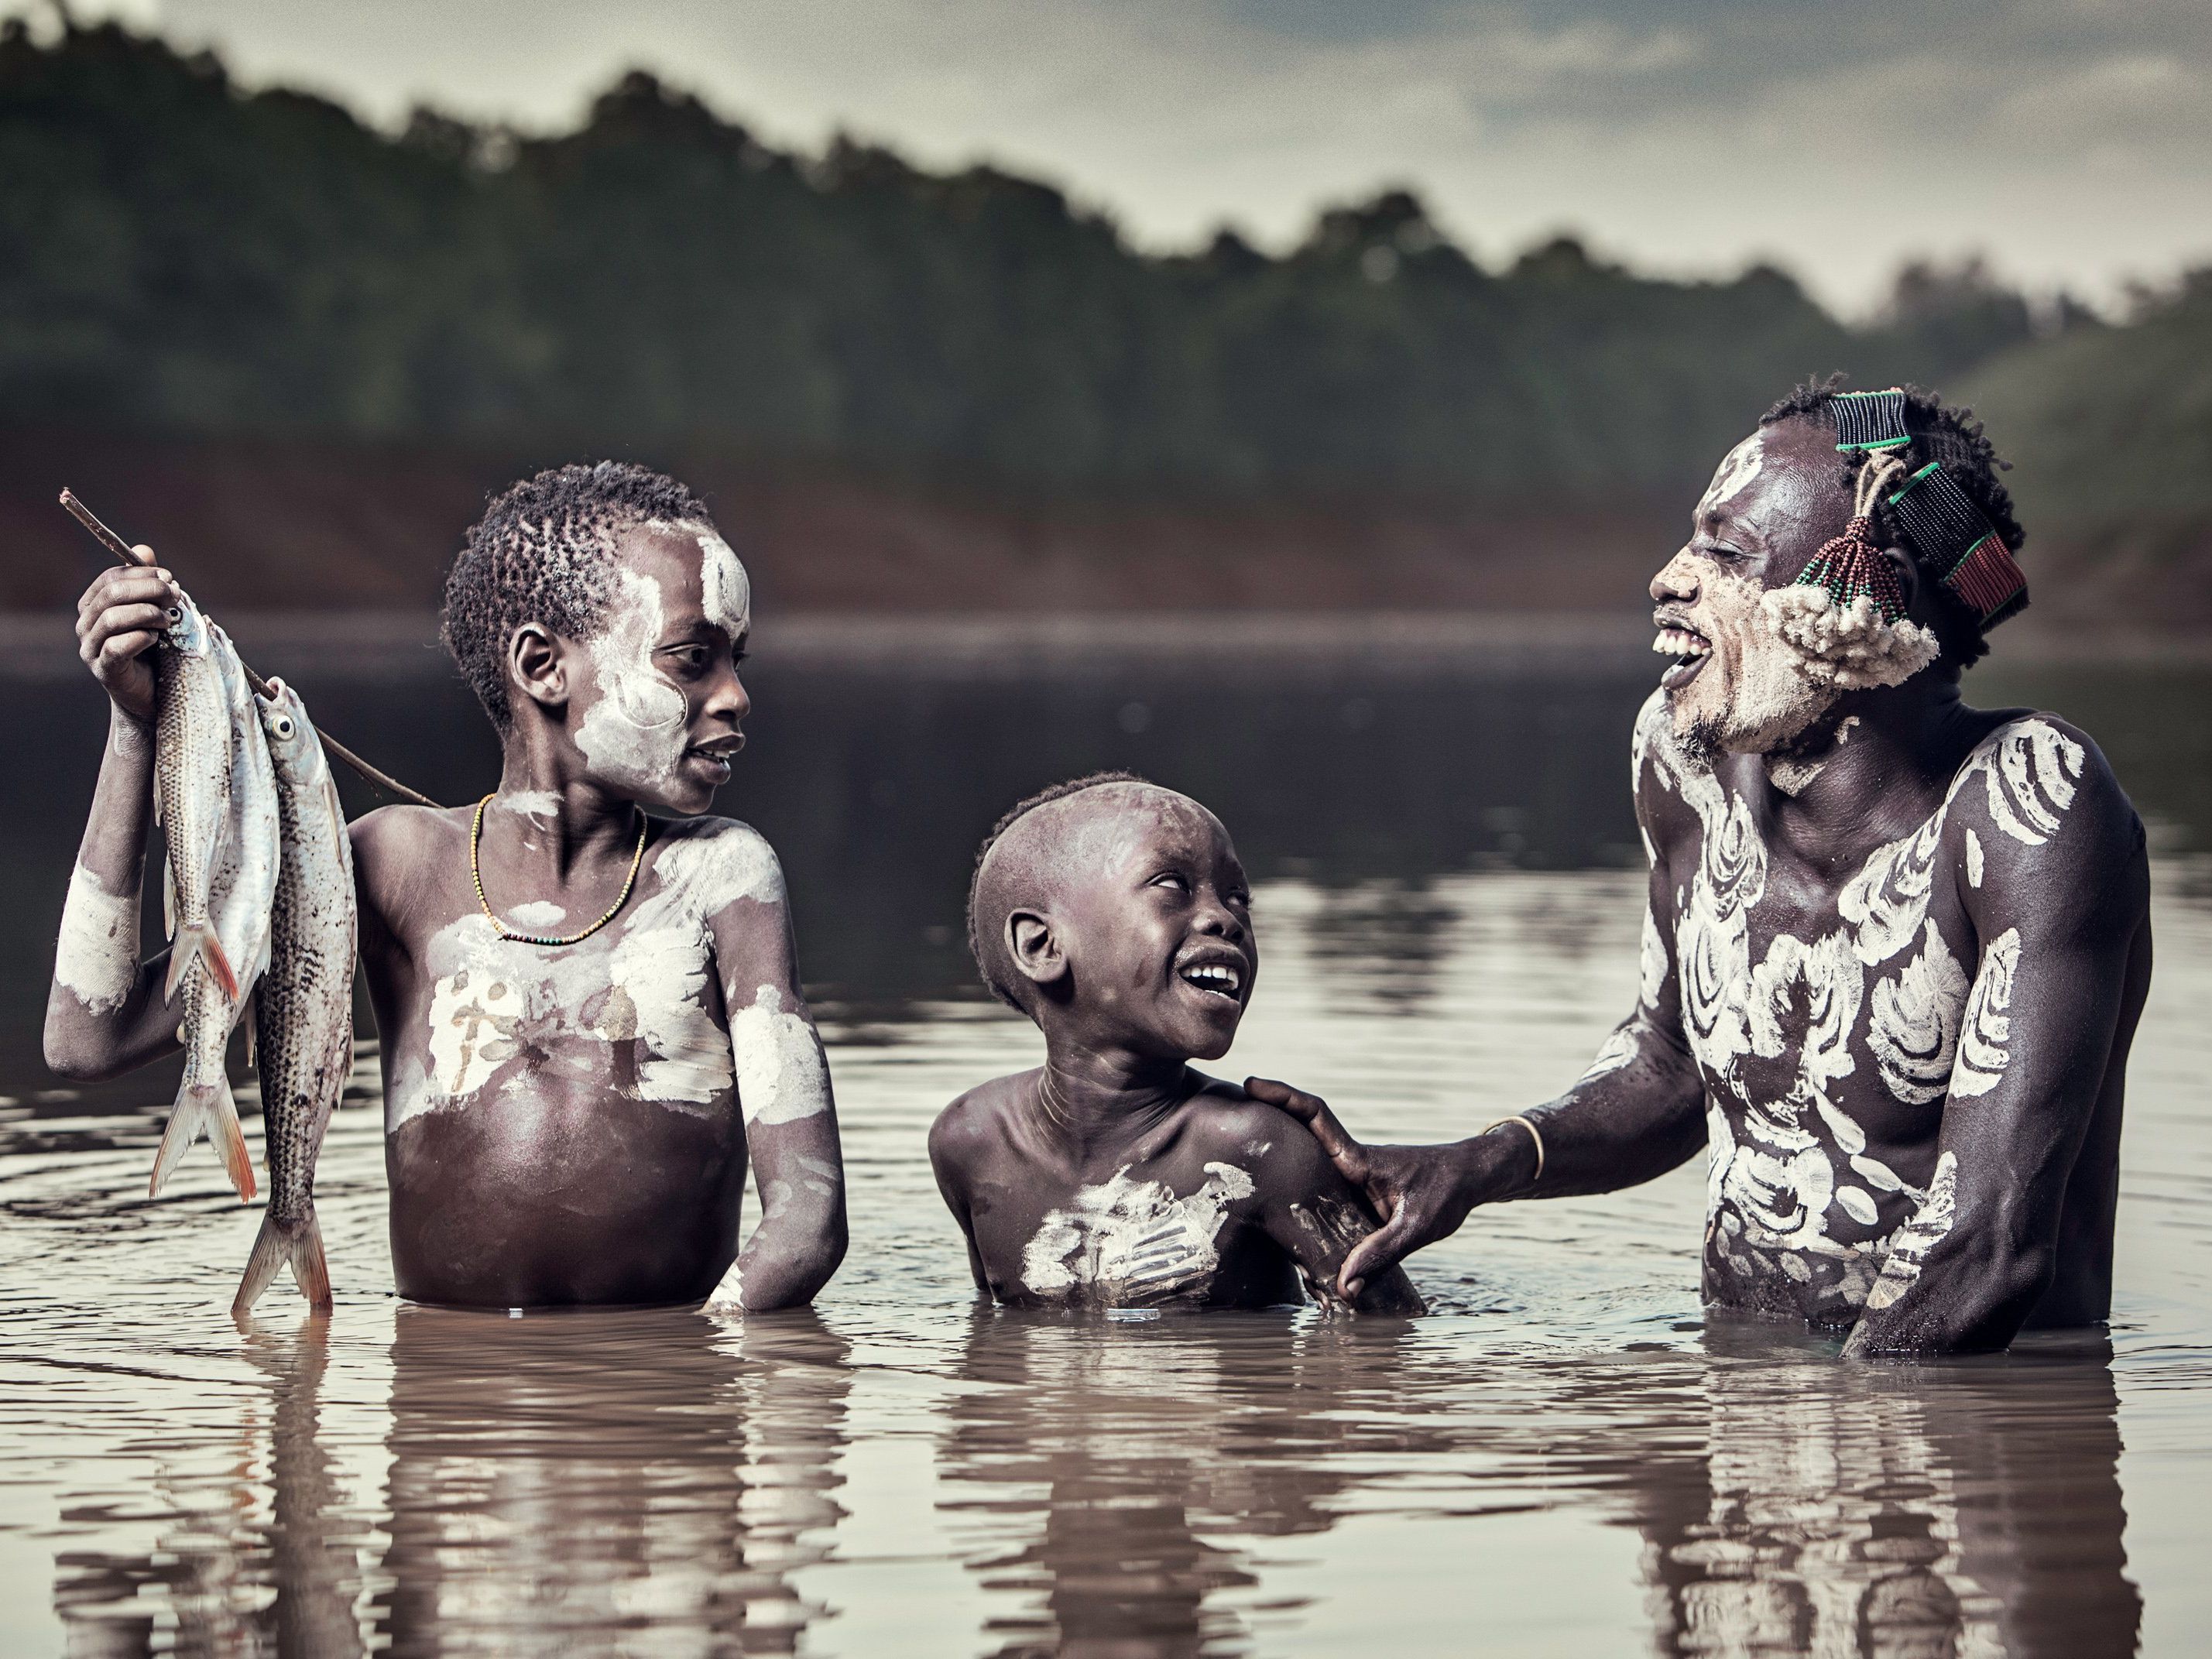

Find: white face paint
396;820;784;1126
729;983;831;1127
1021;1161;1257;1303
691;528;751;639
55;861;139;1015
1697;435;1765;519
1665;565;1842;758
574;567;690;796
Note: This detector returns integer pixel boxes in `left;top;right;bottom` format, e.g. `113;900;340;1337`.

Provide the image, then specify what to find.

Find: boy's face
566;522;752;814
1043;790;1257;1063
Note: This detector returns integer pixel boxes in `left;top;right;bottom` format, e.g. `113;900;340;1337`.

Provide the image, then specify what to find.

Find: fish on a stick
234;678;356;1314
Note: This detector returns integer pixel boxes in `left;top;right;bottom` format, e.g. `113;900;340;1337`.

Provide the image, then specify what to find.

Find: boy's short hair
441;461;712;733
967;770;1150;1013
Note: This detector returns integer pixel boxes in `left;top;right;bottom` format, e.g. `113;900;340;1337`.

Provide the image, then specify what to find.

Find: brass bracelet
1482;1115;1545;1185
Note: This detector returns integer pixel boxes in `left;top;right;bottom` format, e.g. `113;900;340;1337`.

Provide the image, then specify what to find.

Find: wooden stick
58;488;448;811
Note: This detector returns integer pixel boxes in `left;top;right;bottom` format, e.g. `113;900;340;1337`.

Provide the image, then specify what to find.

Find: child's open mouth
684;733;745;778
1653;617;1711;690
1177;959;1245;1003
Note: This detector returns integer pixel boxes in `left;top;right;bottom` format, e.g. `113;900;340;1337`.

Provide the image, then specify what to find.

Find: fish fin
232;1208;331;1316
150;1081;214;1196
208;1072;256;1202
160;922;238;1005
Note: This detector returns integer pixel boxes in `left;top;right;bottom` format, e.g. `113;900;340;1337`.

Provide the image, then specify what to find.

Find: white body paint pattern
729;984;832;1127
1638;694;2080;1315
1020;1161;1258;1305
1864;1151;1960;1311
55;861;139;1015
1949;928;2020;1099
1638;905;1668;1009
392;819;784;1127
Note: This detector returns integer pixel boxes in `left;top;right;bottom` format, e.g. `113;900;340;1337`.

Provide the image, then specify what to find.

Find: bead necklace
470;793;647;947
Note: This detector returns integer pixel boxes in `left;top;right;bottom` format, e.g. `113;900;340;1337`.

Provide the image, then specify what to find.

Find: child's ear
1007;909;1067;988
507;622;568;714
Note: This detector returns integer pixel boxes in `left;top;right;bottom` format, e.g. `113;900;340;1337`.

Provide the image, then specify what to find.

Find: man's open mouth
688;734;746;759
1653;617;1712;690
1176;957;1246;1004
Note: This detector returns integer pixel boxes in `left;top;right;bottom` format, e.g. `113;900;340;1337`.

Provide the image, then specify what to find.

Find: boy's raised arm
705;828;848;1311
45;562;194;1081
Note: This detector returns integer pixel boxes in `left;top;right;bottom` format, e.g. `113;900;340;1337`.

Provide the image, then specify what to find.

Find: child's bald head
967;773;1255;1059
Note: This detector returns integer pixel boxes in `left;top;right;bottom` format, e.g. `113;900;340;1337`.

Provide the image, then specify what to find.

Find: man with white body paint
50;462;845;1310
1257;382;2152;1355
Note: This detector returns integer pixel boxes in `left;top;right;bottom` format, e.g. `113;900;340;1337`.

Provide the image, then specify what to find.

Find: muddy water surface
1;643;2207;1656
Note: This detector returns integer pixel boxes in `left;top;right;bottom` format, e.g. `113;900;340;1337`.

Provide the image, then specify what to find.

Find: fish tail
232;1206;331;1316
149;1076;257;1202
161;921;239;1005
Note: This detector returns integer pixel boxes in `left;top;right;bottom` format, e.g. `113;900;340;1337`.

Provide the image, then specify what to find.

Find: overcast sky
36;0;2212;314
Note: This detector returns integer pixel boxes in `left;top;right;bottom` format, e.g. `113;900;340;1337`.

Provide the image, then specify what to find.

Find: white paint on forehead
694;529;751;639
574;566;689;794
730;983;831;1127
55;860;139;1015
1697;434;1765;517
1020;1160;1256;1303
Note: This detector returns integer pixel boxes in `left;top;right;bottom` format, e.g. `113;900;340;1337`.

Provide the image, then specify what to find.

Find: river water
1;629;2207;1656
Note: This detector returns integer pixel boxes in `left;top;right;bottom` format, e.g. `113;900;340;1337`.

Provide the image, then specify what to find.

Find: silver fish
234;679;355;1314
149;595;259;1201
156;619;283;1194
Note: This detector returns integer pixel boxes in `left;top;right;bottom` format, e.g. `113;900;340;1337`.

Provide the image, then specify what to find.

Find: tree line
2;19;2055;505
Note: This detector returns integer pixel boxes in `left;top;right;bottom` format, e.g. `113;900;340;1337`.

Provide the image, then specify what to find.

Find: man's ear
507;623;568;715
1007;908;1068;989
1879;546;1924;618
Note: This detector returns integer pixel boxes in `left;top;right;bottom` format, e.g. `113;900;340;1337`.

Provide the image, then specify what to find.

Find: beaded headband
1830;388;1912;454
1887;461;2030;629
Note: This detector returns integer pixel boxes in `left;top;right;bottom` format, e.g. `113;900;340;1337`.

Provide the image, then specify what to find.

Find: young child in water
931;773;1423;1314
50;461;845;1311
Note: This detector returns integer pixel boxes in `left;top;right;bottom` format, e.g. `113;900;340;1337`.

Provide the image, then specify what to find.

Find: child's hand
75;554;179;725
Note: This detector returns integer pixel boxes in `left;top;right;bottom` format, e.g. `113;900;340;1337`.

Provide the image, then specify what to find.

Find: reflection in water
938;1311;1424;1657
51;1315;362;1657
933;1314;2141;1659
1633;1332;2140;1658
376;1307;849;1655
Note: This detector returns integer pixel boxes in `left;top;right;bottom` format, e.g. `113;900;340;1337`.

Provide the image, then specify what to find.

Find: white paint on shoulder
1586;1026;1641;1079
730;983;831;1127
1964;828;1985;888
1020;1161;1256;1303
55;860;139;1014
1950;928;2021;1098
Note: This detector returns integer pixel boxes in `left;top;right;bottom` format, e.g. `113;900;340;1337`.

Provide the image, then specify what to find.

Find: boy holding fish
47;461;847;1314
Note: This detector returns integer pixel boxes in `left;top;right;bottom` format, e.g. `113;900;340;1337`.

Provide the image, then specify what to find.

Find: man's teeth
1181;963;1242;997
1652;626;1711;659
